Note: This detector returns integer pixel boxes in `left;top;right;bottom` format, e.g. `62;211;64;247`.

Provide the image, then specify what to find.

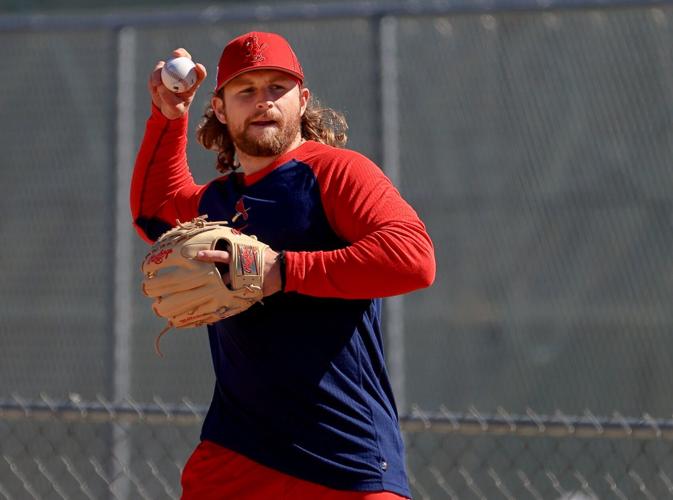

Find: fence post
378;15;407;414
112;24;136;500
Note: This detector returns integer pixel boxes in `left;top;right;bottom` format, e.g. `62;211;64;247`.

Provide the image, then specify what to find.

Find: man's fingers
194;63;207;85
150;61;164;87
157;84;186;106
196;250;230;263
172;47;191;59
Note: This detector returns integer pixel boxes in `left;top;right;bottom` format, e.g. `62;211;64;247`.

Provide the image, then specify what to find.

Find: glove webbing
156;215;231;246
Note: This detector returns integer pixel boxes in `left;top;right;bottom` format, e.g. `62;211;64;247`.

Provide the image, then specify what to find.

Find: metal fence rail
3;0;673;33
4;395;673;440
3;397;673;499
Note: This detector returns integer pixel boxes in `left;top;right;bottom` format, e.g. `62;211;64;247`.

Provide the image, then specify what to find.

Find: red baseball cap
215;32;304;91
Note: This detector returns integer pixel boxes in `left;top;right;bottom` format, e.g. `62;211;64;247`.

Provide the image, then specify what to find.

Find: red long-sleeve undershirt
130;106;204;232
130;105;435;299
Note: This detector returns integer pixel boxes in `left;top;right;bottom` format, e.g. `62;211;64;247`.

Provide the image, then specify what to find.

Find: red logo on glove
239;246;258;275
148;248;173;265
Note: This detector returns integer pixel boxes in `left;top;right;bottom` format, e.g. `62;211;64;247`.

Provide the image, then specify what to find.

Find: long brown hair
196;88;348;174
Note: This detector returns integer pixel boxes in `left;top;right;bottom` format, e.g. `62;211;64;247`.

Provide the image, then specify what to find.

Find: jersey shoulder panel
293;142;386;200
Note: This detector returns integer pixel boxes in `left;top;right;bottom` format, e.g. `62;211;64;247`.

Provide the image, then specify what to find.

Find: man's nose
255;89;275;109
256;100;273;110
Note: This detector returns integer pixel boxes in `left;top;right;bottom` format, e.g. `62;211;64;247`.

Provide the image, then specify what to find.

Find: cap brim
216;66;304;91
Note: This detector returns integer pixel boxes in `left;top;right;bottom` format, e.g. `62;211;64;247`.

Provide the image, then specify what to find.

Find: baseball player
131;32;435;499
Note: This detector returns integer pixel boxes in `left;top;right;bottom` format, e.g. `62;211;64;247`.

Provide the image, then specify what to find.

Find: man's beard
229;111;301;158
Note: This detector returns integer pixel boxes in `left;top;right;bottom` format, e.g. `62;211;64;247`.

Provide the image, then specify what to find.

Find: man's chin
233;122;300;158
244;127;280;144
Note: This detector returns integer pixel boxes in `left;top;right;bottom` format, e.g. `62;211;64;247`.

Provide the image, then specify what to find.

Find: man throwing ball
131;31;435;499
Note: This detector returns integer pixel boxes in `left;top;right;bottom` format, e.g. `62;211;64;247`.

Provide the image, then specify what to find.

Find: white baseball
161;56;197;93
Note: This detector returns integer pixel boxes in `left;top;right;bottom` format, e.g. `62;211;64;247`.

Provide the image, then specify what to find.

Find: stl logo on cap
243;34;267;64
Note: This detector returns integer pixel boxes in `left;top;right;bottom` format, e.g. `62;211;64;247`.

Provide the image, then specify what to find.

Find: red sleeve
284;149;436;299
130;105;206;243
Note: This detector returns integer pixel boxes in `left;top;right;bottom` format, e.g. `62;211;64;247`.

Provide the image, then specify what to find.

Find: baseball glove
141;216;268;355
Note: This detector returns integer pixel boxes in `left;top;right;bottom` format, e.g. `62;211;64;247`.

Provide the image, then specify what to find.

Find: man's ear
299;86;310;117
211;95;227;124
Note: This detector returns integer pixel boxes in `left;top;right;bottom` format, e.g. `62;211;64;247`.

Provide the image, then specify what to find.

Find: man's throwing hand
148;48;207;120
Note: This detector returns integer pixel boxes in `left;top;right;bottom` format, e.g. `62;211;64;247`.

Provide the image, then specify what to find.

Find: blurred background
1;0;673;498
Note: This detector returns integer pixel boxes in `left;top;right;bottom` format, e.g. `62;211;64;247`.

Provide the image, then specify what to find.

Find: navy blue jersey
198;159;408;495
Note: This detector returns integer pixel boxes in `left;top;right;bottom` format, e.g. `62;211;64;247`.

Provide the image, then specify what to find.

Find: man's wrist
278;250;286;292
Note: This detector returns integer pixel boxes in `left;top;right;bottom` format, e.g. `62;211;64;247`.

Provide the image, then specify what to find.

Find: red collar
242;141;314;186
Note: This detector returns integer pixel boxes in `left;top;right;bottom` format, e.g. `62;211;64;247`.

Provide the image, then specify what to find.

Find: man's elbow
400;239;436;291
419;263;436;289
414;249;436;289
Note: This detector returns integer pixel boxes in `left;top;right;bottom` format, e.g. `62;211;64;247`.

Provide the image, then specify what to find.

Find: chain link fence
3;396;673;499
